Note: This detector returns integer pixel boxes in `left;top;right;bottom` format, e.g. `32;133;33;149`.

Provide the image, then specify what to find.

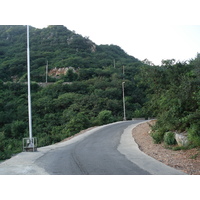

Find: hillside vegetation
0;25;144;159
138;58;200;147
0;25;199;160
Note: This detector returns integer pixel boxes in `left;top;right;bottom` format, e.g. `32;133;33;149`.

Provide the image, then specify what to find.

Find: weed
190;153;199;159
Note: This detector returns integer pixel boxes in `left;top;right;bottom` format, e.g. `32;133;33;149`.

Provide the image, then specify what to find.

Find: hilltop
0;25;139;82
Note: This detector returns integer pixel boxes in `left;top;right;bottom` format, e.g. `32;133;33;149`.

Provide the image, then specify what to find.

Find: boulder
175;132;189;147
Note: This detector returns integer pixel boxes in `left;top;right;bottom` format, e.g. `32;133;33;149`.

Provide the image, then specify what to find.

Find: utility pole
113;59;116;68
46;60;48;83
122;82;126;121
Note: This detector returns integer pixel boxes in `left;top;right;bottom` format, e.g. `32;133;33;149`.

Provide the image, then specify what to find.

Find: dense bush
97;110;114;125
164;132;177;145
151;130;164;144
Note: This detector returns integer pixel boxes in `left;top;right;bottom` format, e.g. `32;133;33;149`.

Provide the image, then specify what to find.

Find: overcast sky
2;0;200;65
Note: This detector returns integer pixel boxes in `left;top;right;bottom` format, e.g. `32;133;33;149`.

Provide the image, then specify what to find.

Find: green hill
0;25;138;82
0;25;145;159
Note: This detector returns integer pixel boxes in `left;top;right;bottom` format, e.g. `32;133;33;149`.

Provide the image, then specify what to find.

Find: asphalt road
36;121;150;175
0;120;185;175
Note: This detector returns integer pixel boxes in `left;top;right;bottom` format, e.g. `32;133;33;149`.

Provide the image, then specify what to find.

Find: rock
48;67;77;78
175;132;189;147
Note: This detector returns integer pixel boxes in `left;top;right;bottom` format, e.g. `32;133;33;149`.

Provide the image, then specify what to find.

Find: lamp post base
23;137;37;152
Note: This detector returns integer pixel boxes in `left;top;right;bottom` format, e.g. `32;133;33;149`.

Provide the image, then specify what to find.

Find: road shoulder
118;121;186;175
132;121;200;175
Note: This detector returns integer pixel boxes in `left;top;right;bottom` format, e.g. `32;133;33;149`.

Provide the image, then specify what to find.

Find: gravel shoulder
132;120;200;175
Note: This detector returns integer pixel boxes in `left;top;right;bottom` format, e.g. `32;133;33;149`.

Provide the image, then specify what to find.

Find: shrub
151;130;164;144
164;131;177;145
97;110;114;125
11;120;26;139
0;133;20;160
66;112;90;135
187;124;200;147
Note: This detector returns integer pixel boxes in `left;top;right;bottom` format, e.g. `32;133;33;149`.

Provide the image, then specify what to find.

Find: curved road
0;120;186;175
35;120;185;175
36;121;150;175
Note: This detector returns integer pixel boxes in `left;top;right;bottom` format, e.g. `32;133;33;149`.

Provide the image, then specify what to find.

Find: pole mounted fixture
46;60;48;83
113;59;116;68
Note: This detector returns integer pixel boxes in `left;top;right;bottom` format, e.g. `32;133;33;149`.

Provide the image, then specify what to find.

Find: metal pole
122;82;126;121
27;25;33;143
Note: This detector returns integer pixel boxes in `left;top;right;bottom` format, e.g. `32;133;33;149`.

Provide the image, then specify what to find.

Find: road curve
0;120;186;175
35;121;150;175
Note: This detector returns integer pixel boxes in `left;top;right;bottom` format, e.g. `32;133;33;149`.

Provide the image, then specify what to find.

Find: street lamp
122;82;126;121
23;25;37;152
27;25;32;142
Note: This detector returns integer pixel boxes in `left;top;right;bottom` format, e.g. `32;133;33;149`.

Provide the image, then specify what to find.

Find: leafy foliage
97;110;114;125
139;56;200;146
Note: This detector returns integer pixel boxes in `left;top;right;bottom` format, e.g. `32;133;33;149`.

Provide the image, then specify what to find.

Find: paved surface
0;120;186;175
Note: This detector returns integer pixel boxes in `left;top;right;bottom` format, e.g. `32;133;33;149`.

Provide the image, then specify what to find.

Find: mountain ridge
0;25;139;82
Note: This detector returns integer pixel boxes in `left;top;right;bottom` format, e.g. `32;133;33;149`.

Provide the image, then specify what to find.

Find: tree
66;112;90;135
11;120;26;139
64;69;78;81
97;110;114;125
138;59;200;146
161;59;176;66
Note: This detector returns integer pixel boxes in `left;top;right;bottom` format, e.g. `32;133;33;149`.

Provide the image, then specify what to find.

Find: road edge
118;120;187;175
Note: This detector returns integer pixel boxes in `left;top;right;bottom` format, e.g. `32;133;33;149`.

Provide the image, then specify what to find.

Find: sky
1;0;200;65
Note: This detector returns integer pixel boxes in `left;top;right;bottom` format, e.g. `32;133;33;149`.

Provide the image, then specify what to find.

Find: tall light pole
122;82;126;121
27;25;33;144
23;25;37;151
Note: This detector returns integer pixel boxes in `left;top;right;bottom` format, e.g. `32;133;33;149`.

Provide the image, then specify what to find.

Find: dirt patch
132;121;200;175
